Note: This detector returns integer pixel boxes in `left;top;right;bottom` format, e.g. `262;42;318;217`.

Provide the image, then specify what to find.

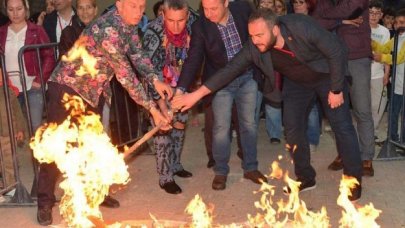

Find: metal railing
1;42;149;207
377;27;405;161
0;50;35;206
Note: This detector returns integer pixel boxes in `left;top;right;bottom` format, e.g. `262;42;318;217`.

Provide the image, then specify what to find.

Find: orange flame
337;175;381;228
30;94;129;227
269;160;283;180
185;194;213;228
61;36;99;78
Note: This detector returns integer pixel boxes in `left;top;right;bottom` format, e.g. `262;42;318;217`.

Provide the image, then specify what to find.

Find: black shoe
237;149;243;160
212;175;227;190
207;159;215;168
243;170;267;184
37;206;52;226
328;156;343;171
174;169;193;178
362;160;374;177
349;183;362;202
283;179;316;195
100;195;120;208
160;181;182;194
270;138;281;144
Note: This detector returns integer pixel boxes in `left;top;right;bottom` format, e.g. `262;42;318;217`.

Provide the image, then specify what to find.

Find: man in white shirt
43;0;77;43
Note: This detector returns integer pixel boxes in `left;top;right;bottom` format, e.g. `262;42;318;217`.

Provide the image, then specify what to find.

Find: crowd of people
1;0;405;226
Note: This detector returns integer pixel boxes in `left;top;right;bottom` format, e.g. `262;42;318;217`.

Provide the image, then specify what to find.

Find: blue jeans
265;104;282;139
307;101;320;146
283;78;362;183
18;88;44;132
212;71;258;176
255;90;263;127
389;93;404;142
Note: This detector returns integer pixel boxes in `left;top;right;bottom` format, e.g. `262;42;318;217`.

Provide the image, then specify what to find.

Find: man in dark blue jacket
42;0;78;43
176;0;267;190
173;9;363;201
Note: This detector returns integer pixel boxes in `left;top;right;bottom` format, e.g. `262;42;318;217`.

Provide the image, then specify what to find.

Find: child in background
373;9;405;150
369;0;391;140
0;70;26;190
382;7;396;38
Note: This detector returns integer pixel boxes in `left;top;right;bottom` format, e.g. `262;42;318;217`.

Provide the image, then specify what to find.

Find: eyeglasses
369;11;382;16
293;1;305;5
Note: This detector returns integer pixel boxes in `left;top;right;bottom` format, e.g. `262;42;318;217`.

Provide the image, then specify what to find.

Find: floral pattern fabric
50;8;158;110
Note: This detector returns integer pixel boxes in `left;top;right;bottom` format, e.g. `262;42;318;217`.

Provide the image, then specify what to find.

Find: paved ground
1;114;405;227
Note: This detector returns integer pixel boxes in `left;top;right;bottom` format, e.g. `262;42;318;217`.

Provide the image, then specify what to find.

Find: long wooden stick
123;122;164;158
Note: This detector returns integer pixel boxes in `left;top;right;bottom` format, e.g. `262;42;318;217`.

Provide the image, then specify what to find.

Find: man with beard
172;9;363;202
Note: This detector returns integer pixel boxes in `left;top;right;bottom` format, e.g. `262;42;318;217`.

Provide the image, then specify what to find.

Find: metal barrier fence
377;27;405;161
1;42;148;206
1;51;34;205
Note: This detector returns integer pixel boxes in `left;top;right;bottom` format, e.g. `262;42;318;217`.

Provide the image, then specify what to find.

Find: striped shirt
217;13;243;61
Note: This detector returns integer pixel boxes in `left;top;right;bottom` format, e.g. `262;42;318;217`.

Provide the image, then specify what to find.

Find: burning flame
337;175;382;228
29;94;382;228
185;194;213;228
30;94;130;227
247;160;381;228
61;36;99;77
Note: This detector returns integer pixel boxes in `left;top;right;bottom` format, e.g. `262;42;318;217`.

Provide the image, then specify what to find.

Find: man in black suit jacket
42;0;77;43
176;0;267;190
173;9;363;201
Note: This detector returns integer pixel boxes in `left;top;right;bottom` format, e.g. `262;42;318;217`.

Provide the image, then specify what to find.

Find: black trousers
37;82;103;208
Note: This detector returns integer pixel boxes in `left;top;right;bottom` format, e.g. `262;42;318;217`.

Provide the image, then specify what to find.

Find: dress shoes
100;195;120;208
362;160;374;177
349;182;362;202
174;169;193;178
160;181;182;194
243;170;267;184
212;175;227;190
328;156;343;171
37;206;52;226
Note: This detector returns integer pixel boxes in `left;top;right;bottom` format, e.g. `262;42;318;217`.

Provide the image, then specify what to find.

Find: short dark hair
163;0;188;11
369;0;384;10
383;7;395;17
248;8;278;28
153;0;164;17
395;8;405;19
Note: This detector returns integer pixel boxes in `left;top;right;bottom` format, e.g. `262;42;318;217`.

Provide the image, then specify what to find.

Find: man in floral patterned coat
36;0;172;226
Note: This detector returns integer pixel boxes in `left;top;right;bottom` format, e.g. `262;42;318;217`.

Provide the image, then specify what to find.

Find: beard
256;34;277;53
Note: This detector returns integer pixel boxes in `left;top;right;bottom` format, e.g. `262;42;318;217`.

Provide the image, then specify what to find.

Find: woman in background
0;0;55;134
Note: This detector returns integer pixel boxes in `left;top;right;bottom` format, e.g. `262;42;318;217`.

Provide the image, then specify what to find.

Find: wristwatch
331;90;341;94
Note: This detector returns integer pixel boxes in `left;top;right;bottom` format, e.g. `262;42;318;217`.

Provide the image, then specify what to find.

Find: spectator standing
0;70;25;191
29;0;55;26
369;0;390;144
0;0;55;133
43;0;77;43
373;9;405;147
